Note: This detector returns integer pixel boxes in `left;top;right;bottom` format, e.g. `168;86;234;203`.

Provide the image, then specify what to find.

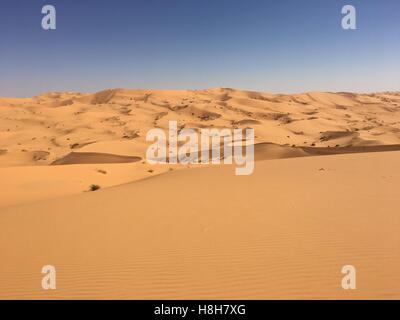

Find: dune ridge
52;152;142;165
1;152;400;299
1;88;400;299
1;88;400;168
1;88;400;206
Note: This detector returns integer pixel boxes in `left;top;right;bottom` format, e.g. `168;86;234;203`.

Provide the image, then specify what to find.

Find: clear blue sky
0;0;399;97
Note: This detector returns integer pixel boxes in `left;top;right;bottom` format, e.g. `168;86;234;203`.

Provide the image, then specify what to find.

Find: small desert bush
89;184;101;192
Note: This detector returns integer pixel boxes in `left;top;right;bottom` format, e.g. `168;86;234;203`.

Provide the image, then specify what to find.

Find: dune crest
1;152;400;299
1;88;400;299
0;88;400;206
1;88;399;168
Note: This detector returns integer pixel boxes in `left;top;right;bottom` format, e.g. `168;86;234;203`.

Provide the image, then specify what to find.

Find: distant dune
1;88;400;168
52;152;142;165
1;88;400;205
1;88;400;299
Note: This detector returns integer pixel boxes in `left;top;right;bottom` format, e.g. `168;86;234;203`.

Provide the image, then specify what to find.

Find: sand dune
1;88;400;299
1;88;400;168
52;152;141;165
0;87;397;207
1;152;400;299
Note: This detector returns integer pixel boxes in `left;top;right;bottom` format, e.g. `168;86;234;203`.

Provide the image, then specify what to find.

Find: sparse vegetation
89;184;101;191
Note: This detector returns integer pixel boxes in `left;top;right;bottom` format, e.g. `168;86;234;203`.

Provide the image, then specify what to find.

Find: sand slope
1;88;400;168
1;88;400;299
1;88;400;208
1;151;400;299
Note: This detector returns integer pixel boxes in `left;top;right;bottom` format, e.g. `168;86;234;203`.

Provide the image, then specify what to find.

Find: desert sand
1;88;400;299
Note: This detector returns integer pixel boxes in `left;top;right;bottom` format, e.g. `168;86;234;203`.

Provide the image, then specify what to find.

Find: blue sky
0;0;399;97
